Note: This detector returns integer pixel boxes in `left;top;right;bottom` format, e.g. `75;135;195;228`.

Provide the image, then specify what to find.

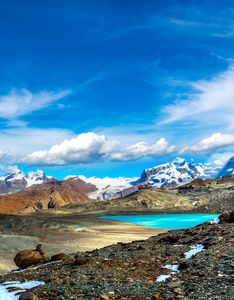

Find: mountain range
0;169;51;195
0;156;233;214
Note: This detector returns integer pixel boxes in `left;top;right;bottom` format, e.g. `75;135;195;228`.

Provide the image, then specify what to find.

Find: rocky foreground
0;211;233;299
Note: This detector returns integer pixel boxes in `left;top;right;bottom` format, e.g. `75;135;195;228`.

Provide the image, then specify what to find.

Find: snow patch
210;217;220;224
156;264;179;282
0;281;44;299
184;244;205;259
164;264;179;272
157;244;205;282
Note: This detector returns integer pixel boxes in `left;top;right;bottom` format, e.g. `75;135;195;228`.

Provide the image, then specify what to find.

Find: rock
19;292;38;300
74;254;89;266
219;210;234;223
159;234;179;243
181;236;194;244
100;295;110;300
178;261;189;271
14;244;50;269
50;253;67;262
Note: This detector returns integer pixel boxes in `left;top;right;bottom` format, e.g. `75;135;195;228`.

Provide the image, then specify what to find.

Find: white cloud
182;133;234;154
22;133;176;165
211;152;234;166
0;88;72;123
161;64;234;128
23;132;119;165
111;138;176;162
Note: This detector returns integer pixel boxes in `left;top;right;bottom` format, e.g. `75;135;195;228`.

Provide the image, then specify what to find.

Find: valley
0;158;233;299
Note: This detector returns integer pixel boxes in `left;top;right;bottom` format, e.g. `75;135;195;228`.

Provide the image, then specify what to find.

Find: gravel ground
0;211;233;299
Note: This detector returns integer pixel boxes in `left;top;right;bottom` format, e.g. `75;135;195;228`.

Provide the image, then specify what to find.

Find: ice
66;175;139;201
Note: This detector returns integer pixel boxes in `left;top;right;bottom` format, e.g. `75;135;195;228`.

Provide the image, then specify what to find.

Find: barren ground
0;210;167;274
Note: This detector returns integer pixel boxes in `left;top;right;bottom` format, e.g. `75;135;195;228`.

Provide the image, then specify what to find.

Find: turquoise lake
99;214;220;229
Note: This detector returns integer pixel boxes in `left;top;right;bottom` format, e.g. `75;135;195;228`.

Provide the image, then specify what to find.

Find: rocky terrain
0;156;225;202
0;210;233;299
68;157;220;201
0;178;97;214
62;174;234;215
0;167;234;216
139;157;218;190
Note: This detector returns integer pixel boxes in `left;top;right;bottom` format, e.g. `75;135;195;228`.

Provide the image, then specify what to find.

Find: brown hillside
0;178;97;214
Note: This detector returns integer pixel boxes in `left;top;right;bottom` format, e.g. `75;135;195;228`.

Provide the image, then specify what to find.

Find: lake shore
0;210;168;274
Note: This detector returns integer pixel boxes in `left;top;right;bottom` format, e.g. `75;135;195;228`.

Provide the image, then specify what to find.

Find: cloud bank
23;132;119;165
182;133;234;154
22;133;176;165
21;131;234;166
111;138;176;161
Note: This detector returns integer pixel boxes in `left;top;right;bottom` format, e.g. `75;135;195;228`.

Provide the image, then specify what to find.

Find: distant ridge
0;177;97;214
139;157;219;189
0;169;50;195
0;157;225;202
67;157;219;200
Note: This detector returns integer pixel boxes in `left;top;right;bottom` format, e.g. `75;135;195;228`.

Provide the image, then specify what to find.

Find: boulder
19;292;38;300
74;254;90;266
219;210;234;223
158;234;179;243
14;244;50;269
50;253;67;262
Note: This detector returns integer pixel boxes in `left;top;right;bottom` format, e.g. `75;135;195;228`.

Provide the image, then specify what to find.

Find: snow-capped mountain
64;175;139;201
218;156;234;177
0;169;50;195
139;157;218;189
25;170;50;188
64;158;219;200
0;157;225;199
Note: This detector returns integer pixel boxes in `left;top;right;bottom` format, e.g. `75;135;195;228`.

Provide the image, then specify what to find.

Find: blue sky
0;0;234;179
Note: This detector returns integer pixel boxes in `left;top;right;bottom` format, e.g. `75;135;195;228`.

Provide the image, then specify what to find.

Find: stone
159;234;179;243
74;255;89;266
19;292;38;300
100;295;110;300
14;244;50;269
50;253;67;262
219;210;234;223
178;261;189;271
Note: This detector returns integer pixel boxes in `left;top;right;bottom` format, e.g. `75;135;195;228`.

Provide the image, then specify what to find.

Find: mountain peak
218;156;234;177
172;157;186;166
26;170;49;188
140;158;217;189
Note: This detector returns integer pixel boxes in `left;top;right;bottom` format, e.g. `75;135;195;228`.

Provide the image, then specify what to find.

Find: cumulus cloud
182;133;234;154
22;133;176;165
23;132;119;165
111;138;176;162
161;64;234;128
0;88;72;124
